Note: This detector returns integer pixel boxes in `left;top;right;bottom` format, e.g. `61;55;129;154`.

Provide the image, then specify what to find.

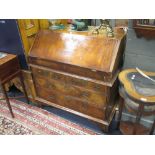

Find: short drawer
31;66;108;93
34;76;107;106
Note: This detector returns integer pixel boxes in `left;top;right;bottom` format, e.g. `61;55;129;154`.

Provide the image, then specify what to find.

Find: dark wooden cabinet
133;19;155;39
28;30;126;131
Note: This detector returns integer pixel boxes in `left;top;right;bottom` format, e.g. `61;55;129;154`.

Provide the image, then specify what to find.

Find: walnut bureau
28;29;126;131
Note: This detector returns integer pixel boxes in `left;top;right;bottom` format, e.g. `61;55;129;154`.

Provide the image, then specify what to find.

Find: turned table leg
116;96;124;130
133;104;144;135
0;83;15;118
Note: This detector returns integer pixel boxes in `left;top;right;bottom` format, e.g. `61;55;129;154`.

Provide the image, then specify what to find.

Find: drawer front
31;66;108;93
36;85;105;120
34;76;106;106
29;57;113;82
0;58;20;81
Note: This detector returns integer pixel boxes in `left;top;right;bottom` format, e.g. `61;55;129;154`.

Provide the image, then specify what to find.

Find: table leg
19;73;29;104
149;120;155;135
0;83;14;118
116;96;124;130
133;104;144;135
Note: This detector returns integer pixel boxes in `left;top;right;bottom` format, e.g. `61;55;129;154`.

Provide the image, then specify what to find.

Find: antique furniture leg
133;104;144;135
99;123;109;133
149;120;155;135
0;83;15;118
18;73;29;104
116;96;124;130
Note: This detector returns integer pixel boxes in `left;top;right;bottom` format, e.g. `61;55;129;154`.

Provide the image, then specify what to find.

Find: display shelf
120;121;150;135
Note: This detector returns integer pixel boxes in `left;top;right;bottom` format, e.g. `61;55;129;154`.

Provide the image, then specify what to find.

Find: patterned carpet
0;98;99;135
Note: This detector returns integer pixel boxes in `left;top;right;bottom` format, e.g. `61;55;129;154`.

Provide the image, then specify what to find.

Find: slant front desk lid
29;30;125;83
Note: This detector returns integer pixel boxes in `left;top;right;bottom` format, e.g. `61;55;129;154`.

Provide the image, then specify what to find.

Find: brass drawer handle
48;96;55;99
82;92;89;97
95;85;100;90
37;70;42;74
37;69;49;76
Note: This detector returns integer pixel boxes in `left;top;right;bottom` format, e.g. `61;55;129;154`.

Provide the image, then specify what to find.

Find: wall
0;19;28;69
123;20;155;72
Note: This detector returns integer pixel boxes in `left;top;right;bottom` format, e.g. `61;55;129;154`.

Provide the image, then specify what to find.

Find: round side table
117;69;155;135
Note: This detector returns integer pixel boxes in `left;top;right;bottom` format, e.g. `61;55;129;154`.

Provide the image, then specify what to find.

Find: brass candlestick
92;19;114;37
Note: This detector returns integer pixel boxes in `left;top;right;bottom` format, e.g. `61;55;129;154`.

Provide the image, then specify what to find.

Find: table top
0;52;17;66
119;69;155;104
